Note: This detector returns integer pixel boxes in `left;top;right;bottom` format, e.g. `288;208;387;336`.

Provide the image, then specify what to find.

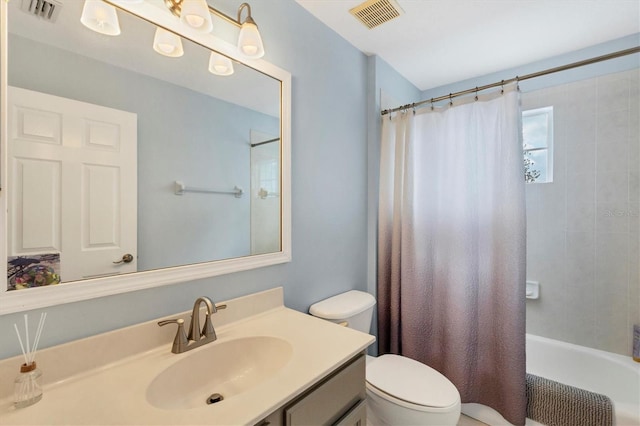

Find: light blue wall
9;34;280;271
0;0;369;359
421;33;640;101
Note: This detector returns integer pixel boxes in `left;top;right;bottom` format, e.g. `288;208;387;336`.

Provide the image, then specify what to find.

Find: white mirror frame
0;0;291;315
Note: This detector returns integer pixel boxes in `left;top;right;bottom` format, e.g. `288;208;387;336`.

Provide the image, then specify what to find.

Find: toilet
309;290;461;426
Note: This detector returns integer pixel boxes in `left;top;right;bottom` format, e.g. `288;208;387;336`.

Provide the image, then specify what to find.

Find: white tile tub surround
0;287;375;425
524;68;640;356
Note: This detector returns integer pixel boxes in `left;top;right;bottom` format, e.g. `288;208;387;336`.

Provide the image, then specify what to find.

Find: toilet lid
366;355;460;408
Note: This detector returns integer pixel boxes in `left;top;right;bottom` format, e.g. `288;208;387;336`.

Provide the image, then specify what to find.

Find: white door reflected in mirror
7;87;137;287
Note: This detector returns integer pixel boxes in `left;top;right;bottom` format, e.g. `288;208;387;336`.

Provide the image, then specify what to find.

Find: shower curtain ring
431;98;434;111
449;93;453;106
412;103;416;115
501;80;505;94
516;76;521;91
475;87;479;101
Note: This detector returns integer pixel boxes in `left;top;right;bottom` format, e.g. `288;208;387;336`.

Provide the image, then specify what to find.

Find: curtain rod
381;46;640;116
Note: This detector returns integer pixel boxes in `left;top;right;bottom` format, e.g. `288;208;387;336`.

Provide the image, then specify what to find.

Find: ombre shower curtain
377;84;527;425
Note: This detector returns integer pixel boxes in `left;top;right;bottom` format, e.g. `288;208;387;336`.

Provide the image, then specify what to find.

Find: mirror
0;0;291;313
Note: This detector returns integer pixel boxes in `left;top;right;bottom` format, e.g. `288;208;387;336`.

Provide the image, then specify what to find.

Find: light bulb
158;43;175;54
185;14;205;29
237;21;264;59
179;0;213;33
242;45;258;56
208;52;234;76
153;28;184;58
80;0;121;36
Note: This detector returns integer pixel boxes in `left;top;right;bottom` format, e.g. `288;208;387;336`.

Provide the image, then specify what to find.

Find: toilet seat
366;354;460;412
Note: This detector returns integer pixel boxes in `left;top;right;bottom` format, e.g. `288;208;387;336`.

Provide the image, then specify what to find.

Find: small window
259;158;279;194
523;106;553;183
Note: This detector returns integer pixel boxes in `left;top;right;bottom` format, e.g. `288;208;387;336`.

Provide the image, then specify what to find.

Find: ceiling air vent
20;0;63;23
349;0;404;30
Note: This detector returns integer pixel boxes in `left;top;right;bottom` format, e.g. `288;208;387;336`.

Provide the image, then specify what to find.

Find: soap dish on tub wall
526;281;539;299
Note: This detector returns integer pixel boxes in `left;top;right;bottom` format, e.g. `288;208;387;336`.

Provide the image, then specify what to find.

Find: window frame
522;106;554;184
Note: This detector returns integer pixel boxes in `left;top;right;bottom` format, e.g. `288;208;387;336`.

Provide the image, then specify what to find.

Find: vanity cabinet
0;289;375;426
257;353;366;426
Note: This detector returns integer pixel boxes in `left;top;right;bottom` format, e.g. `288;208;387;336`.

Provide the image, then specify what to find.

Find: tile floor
458;414;489;426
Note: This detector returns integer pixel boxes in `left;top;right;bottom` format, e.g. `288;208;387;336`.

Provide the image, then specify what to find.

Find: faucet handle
158;318;189;354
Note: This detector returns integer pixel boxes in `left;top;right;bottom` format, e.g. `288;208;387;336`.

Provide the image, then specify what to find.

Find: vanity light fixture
80;0;121;36
153;28;185;57
80;0;262;76
164;0;266;59
208;52;234;76
236;3;264;59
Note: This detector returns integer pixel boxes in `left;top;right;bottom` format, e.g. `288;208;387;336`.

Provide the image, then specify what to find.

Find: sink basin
146;336;293;410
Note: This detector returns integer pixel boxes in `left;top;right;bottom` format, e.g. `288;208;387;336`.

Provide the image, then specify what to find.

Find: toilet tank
309;290;376;333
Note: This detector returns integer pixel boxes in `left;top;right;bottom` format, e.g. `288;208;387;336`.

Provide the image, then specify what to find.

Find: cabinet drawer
254;406;283;426
285;355;365;426
334;399;366;426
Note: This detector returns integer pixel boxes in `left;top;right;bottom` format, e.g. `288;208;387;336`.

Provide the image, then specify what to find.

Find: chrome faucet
158;296;226;354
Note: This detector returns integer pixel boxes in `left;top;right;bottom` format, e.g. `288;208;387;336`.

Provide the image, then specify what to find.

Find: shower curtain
377;85;527;425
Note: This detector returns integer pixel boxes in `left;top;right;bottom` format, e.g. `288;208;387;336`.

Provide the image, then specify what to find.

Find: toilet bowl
365;354;461;425
309;291;461;426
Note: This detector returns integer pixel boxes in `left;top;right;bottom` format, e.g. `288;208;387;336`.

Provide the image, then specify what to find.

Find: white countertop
0;288;375;425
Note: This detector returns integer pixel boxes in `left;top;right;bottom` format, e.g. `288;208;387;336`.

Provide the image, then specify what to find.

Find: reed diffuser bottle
14;361;43;408
13;312;47;409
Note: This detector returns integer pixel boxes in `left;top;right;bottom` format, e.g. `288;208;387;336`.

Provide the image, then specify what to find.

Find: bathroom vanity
0;288;374;425
261;355;366;426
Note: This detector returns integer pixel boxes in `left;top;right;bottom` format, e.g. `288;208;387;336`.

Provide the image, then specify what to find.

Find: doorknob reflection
113;254;134;264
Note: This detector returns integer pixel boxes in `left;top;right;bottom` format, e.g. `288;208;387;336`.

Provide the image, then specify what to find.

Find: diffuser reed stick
29;312;47;364
12;323;28;365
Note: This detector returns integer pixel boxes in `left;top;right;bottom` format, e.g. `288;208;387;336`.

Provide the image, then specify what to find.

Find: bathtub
462;334;640;425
